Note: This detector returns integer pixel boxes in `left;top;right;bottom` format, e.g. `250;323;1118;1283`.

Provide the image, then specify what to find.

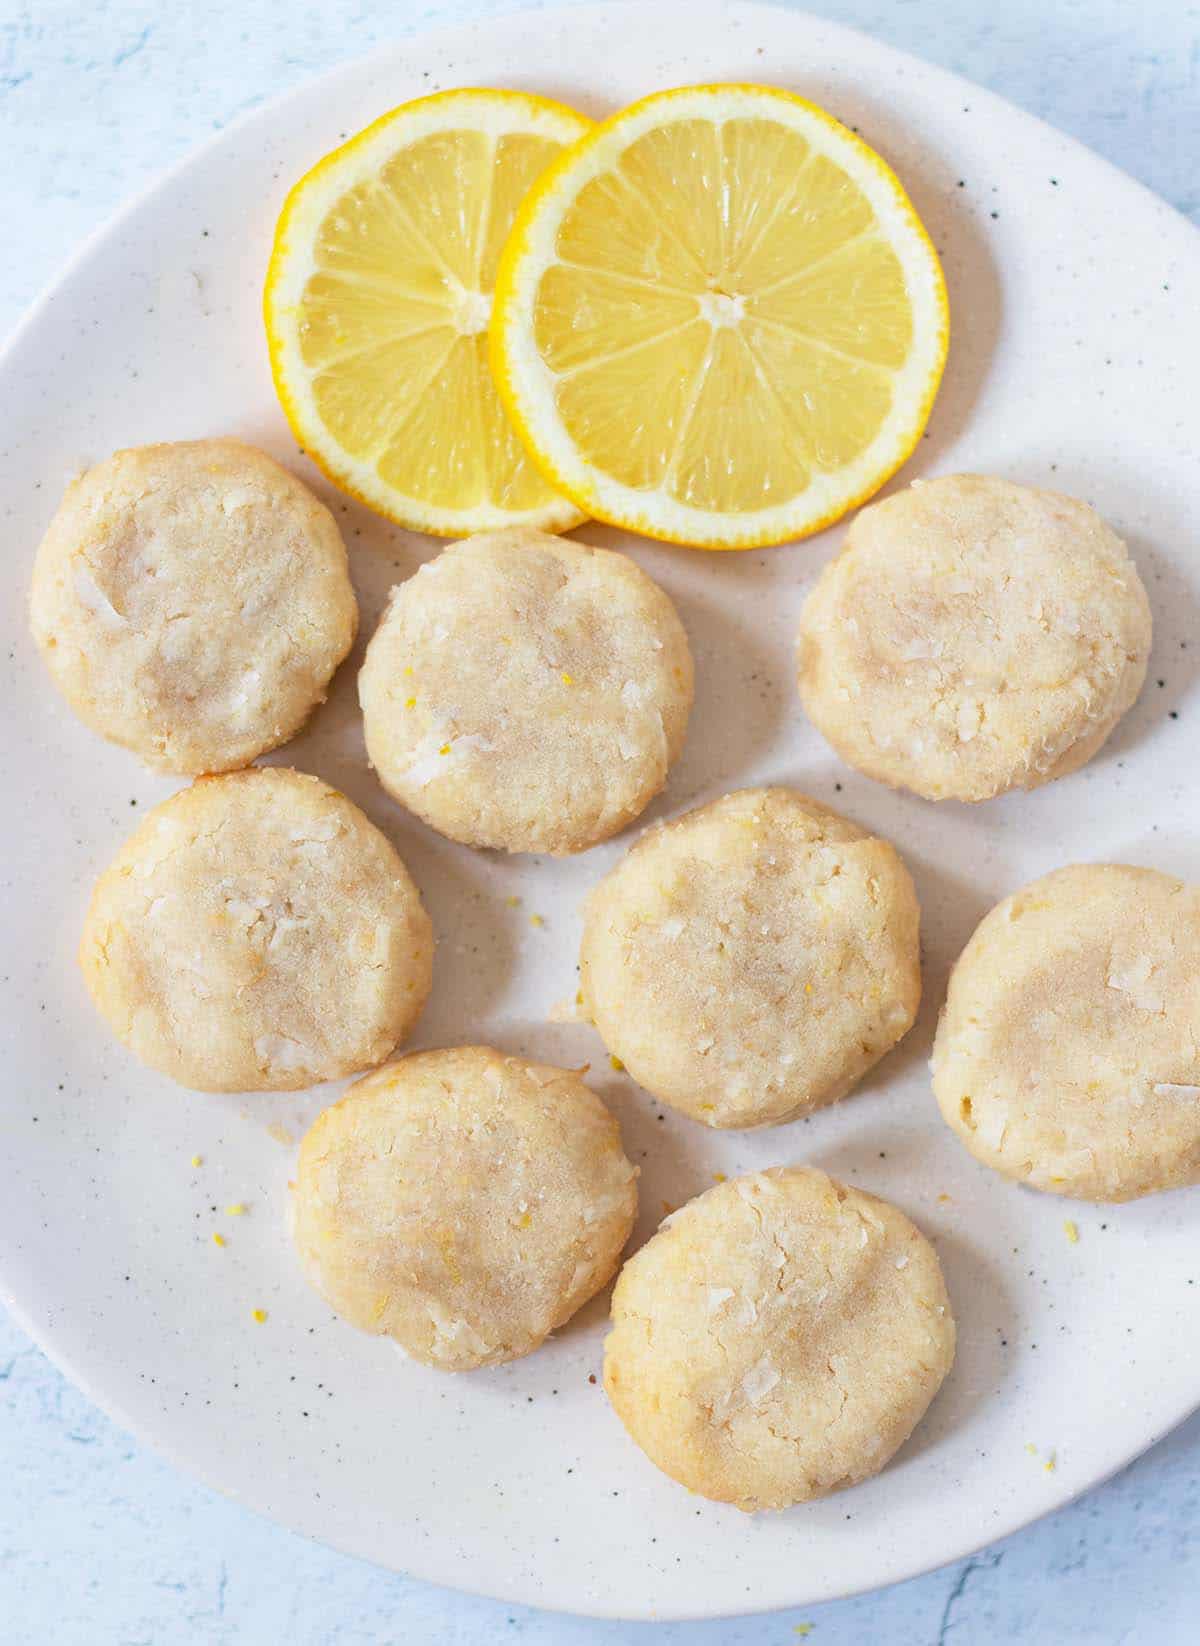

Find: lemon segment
491;85;948;549
265;89;593;536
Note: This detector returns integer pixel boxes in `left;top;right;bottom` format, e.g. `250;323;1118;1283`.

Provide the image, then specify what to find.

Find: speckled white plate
2;0;1199;1621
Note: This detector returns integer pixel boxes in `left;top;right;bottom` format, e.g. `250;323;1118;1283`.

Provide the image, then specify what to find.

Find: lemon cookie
604;1167;955;1510
292;1047;638;1370
358;527;693;855
933;863;1200;1201
797;474;1151;802
30;439;357;773
580;788;920;1128
79;768;431;1091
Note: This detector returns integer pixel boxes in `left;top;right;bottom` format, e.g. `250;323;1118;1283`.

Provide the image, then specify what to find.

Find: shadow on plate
773;73;1004;488
887;1222;1017;1471
854;844;1000;1101
642;579;792;819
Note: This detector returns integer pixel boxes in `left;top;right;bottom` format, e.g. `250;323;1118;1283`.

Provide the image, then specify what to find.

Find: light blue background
3;2;1199;1640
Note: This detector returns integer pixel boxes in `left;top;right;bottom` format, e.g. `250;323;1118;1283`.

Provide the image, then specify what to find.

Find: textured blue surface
3;1;1199;1640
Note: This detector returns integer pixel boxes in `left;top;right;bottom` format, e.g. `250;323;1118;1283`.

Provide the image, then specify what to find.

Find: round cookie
358;527;693;855
79;768;431;1092
292;1047;638;1370
580;788;920;1128
604;1167;955;1511
30;439;357;773
797;474;1152;802
933;863;1200;1201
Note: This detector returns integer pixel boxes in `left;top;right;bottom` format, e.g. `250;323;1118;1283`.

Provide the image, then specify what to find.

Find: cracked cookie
79;767;431;1091
603;1166;954;1510
579;788;920;1128
292;1046;638;1370
933;863;1200;1200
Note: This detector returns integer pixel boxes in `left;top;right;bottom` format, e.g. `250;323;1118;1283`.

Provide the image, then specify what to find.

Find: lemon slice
265;89;592;536
491;85;948;549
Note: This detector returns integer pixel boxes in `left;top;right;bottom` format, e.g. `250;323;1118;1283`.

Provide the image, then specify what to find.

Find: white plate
2;0;1198;1622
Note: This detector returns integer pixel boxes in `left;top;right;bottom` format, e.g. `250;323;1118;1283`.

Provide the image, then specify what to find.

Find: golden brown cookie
933;863;1200;1200
79;768;431;1091
604;1167;954;1510
30;439;357;772
580;788;920;1127
798;474;1151;801
292;1047;638;1369
359;527;692;854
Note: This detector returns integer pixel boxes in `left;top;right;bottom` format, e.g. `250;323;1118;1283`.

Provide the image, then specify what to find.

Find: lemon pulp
266;92;591;534
492;87;947;547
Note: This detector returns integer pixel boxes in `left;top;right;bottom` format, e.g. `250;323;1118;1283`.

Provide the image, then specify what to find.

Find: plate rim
3;0;1200;1619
